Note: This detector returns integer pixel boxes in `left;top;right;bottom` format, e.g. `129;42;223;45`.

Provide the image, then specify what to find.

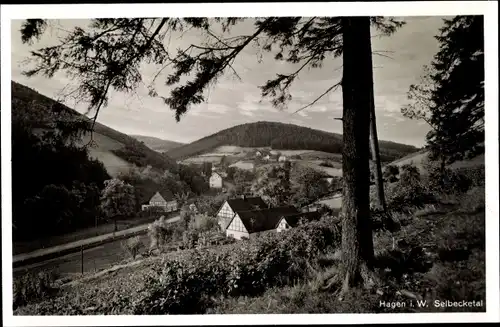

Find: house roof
144;189;175;204
226;196;268;213
235;206;301;233
211;171;223;178
280;211;321;228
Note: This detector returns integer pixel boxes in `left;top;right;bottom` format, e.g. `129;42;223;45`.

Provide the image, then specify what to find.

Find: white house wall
276;218;290;232
217;202;234;229
226;214;249;240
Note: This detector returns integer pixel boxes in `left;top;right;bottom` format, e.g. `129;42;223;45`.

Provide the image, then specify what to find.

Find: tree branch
292;79;342;115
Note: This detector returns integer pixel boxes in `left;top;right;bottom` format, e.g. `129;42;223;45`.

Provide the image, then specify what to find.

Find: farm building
225;206;320;240
278;155;287;162
263;154;271;161
141;191;178;212
255;150;262;157
209;172;223;189
215;195;268;230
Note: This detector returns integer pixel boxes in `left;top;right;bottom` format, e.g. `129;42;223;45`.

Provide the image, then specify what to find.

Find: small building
215;195;268;231
322;177;335;185
141;191;178;212
263;154;271;161
188;203;199;213
278;155;287;162
255;150;262;157
276;212;321;232
209;172;223;189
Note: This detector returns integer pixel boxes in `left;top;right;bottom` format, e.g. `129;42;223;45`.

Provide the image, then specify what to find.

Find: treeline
10;82;192;243
12;90;110;242
166;121;418;162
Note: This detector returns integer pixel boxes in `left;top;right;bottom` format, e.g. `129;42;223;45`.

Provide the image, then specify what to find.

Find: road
13;215;180;278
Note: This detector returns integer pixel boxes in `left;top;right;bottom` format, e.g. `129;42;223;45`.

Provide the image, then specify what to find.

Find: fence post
81;245;84;275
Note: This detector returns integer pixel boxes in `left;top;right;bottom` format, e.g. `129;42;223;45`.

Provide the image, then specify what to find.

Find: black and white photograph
1;1;498;325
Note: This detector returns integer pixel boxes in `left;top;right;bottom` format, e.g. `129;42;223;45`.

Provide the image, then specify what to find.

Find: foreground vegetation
14;163;485;315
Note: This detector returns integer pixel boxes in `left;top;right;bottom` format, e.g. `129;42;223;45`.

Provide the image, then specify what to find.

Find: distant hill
387;149;485;173
166;121;419;162
11;81;178;177
131;135;184;152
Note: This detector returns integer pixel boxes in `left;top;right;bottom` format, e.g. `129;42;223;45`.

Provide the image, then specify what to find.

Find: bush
133;215;341;314
387;165;436;213
13;270;60;310
147;216;171;251
383;165;400;183
427;165;472;195
455;166;485;187
121;236;144;259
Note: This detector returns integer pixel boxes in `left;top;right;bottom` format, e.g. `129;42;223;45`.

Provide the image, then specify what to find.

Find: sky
10;16;451;147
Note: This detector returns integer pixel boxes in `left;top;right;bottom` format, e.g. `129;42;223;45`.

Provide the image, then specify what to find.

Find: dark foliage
403;16;484;165
12;84;111;242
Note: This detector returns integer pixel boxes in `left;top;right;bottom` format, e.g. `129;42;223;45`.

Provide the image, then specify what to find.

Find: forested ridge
166;121;419;161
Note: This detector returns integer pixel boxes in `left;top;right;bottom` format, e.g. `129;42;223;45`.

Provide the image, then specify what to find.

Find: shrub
383;165;400;183
13;270;60;310
121;236;144;259
455;166;485;187
458;186;485;213
147;216;171;251
427;165;472;195
386;165;436;213
133;215;341;314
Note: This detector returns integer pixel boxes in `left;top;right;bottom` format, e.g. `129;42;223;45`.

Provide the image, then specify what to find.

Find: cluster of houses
215;195;320;240
141;188;324;241
255;150;287;162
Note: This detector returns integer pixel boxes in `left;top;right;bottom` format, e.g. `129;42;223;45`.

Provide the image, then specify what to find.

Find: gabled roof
234;206;300;233
226;196;268;213
210;171;223;179
280;211;321;228
145;190;175;204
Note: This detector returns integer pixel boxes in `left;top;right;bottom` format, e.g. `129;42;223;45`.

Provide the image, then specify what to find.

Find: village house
209;171;223;189
255;150;262;157
141;191;178;212
278;155;287;162
263;154;271;161
215;195;268;230
225;206;320;240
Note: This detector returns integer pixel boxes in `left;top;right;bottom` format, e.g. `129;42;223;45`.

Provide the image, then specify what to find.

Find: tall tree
402;16;484;170
20;16;404;290
338;17;376;295
100;178;136;231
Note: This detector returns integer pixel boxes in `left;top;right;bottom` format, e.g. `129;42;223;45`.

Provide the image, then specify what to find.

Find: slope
131;135;184;152
11;81;178;177
166;121;419;162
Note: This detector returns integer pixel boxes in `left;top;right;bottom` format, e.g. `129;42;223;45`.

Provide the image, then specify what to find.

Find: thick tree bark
370;88;387;212
340;16;375;289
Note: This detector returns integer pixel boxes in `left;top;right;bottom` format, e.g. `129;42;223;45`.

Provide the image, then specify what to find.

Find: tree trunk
340;16;375;290
369;88;387;212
